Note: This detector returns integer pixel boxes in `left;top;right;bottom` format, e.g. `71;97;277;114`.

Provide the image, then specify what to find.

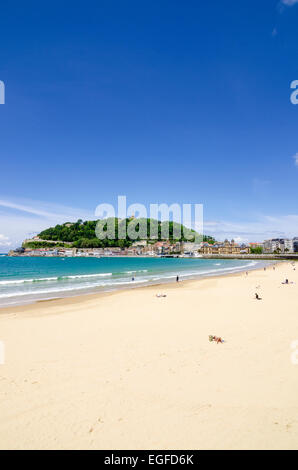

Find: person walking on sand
176;275;179;283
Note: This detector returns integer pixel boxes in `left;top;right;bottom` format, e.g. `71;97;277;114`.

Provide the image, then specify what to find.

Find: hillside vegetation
27;218;215;249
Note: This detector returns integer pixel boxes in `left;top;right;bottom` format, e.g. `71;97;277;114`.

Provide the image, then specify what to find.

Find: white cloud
0;234;12;251
0;200;59;218
1;197;298;249
204;214;298;243
0;234;11;246
0;197;94;250
281;0;298;6
293;152;298;166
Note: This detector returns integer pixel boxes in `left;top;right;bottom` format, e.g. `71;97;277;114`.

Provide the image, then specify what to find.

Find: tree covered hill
26;218;215;249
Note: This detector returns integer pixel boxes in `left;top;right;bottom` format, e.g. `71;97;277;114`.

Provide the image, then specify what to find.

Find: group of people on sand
254;263;296;300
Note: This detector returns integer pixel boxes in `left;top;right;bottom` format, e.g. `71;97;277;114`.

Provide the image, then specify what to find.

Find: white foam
0;272;113;285
122;270;148;274
0;277;58;285
66;273;112;279
0;260;267;305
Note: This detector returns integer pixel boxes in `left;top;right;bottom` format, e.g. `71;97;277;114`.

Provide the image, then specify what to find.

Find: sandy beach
0;261;298;450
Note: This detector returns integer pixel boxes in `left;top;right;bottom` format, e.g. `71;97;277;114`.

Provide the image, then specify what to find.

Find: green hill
25;218;215;249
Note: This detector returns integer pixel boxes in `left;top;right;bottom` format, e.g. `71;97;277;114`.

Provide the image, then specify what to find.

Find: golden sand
0;261;298;449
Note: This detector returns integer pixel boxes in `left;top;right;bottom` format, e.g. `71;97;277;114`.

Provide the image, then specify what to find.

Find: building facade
200;239;241;255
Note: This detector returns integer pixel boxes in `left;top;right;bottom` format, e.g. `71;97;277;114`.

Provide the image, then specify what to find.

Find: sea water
0;256;269;307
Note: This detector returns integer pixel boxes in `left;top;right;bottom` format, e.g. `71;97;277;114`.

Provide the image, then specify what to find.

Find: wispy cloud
0;197;94;250
0;199;59;219
0;234;11;248
278;0;298;13
293;152;298;166
281;0;298;6
204;214;298;243
1;197;298;250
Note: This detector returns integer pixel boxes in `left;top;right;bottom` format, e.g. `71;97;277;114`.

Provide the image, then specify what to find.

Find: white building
263;238;294;253
282;239;294;253
182;242;201;254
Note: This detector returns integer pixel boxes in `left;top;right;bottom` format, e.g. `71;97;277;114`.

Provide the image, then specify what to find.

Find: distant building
131;240;147;250
240;244;250;254
200;239;240;255
182;242;201;254
263;238;294;253
152;241;171;255
293;238;298;253
264;239;280;253
283;239;294;253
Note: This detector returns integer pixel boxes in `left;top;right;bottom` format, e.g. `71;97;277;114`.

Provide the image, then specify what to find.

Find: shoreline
0;259;275;314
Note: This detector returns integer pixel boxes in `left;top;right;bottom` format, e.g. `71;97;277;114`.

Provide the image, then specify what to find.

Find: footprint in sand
89;418;104;433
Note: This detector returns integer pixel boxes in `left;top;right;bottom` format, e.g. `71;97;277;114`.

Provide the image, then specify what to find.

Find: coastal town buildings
182;242;201;255
8;236;298;258
263;238;294;254
283;239;294;253
200;239;242;255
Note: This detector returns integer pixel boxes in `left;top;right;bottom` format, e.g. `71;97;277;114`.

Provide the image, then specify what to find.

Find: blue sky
1;0;298;249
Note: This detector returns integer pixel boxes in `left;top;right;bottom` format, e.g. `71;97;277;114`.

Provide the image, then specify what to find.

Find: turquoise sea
0;256;268;307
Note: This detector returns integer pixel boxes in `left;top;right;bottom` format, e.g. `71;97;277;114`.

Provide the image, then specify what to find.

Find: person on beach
176;275;179;282
132;277;135;281
282;279;293;285
255;293;262;300
209;335;224;344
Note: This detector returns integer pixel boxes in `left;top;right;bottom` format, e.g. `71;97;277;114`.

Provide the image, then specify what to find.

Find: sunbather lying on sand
209;335;224;344
282;279;294;285
156;294;167;298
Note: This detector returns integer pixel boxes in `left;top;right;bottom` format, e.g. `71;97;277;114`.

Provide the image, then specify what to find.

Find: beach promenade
0;262;298;449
